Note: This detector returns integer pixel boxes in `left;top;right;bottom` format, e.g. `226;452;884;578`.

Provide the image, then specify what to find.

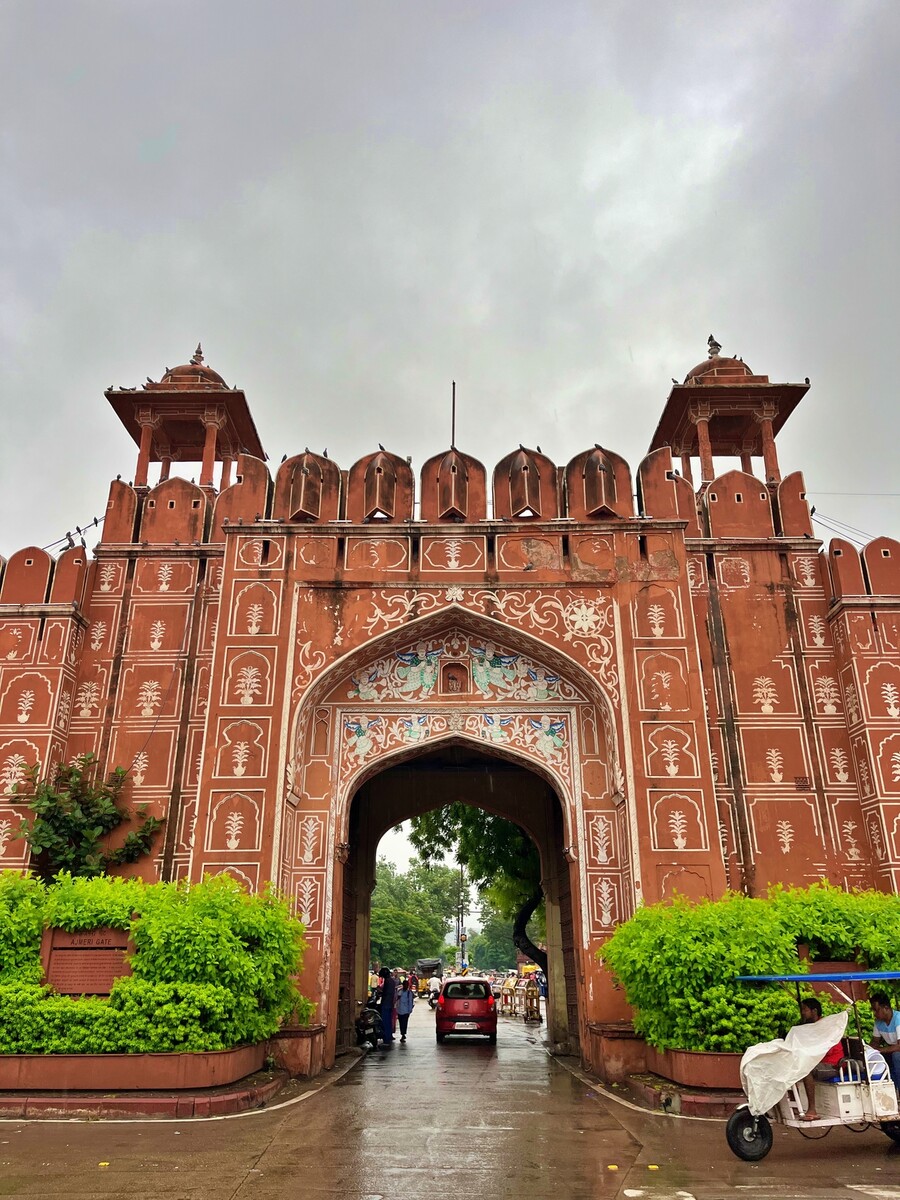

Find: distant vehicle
416;958;443;995
435;975;497;1045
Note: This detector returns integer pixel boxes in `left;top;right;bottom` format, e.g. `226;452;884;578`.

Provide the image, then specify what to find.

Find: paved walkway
1;1002;899;1198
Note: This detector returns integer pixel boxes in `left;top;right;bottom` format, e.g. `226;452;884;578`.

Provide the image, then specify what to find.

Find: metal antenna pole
451;381;456;449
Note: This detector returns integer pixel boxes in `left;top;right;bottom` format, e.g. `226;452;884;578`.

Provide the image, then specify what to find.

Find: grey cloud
1;0;898;553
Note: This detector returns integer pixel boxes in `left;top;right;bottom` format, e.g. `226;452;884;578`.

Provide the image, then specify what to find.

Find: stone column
740;452;753;474
220;456;234;491
680;453;693;485
200;409;225;488
134;410;158;488
692;411;715;482
756;409;781;483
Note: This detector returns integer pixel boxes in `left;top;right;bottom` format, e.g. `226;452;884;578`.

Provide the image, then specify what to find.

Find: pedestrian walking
377;967;395;1047
397;978;415;1042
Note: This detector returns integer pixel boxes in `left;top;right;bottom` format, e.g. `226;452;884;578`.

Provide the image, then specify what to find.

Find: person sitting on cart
870;991;900;1090
799;997;844;1121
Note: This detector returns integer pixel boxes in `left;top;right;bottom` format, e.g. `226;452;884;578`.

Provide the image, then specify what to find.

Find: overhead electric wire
812;510;877;542
811;516;868;548
41;514;105;552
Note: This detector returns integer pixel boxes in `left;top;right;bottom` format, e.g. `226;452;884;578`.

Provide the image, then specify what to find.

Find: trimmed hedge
600;883;891;1052
0;871;314;1054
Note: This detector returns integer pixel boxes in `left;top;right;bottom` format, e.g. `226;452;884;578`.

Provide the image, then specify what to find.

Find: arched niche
704;470;774;539
345;450;414;523
776;471;814;538
272;451;341;523
493;447;559;520
828;538;865;599
419;448;487;522
0;547;53;605
100;479;138;545
140;477;209;545
566;446;633;519
212;454;271;539
636;449;701;534
862;537;900;597
49;546;90;605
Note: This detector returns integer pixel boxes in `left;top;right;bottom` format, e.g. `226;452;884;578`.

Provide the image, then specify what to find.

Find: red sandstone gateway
435;976;497;1044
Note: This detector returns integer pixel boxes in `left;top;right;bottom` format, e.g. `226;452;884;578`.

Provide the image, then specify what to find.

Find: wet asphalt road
1;1001;899;1199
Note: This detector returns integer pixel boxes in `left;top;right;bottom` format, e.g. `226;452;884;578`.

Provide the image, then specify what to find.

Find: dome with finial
156;344;228;389
684;334;754;384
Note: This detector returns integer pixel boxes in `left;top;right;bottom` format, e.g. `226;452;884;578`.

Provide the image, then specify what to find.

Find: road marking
847;1189;900;1198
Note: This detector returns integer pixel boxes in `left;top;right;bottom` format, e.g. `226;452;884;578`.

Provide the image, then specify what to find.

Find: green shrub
42;872;144;931
0;871;311;1053
0;873;46;984
600;885;897;1052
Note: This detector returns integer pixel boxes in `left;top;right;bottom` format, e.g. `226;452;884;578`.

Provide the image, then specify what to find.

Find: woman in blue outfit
396;978;415;1041
378;967;396;1047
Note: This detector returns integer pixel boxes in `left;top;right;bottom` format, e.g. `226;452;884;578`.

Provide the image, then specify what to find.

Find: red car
435;976;497;1044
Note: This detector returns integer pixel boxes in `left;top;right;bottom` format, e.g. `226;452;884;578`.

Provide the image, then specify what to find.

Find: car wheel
880;1120;900;1144
436;1031;445;1043
488;1032;497;1044
726;1109;773;1161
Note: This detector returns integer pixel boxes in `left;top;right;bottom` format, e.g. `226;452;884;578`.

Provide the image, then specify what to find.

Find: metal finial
191;343;204;365
707;334;722;358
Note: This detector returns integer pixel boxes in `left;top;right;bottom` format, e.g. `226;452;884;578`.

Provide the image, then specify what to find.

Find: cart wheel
726;1109;773;1161
880;1120;900;1144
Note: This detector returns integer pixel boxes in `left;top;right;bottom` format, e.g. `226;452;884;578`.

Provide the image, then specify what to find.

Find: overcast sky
1;2;898;557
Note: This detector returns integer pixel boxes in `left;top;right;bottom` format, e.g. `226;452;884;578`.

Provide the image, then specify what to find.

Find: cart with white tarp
726;970;900;1160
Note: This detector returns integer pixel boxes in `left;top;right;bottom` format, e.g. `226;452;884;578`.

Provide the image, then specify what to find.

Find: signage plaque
40;927;133;996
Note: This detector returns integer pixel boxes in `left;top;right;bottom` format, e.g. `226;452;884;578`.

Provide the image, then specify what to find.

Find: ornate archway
277;605;636;1064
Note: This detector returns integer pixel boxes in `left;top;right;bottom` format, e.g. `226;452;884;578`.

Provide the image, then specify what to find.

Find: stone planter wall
586;1021;647;1083
646;1045;742;1090
0;1042;266;1092
267;1024;327;1078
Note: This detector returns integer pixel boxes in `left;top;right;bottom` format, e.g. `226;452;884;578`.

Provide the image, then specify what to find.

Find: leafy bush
600;884;897;1052
43;873;144;931
0;873;46;984
0;871;311;1053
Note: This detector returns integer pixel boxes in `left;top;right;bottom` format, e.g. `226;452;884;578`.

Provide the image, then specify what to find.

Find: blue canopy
736;971;900;983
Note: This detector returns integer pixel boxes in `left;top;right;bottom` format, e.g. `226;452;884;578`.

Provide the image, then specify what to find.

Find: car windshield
445;981;490;999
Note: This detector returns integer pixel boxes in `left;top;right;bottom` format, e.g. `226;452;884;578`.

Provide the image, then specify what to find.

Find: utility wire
41;514;105;552
813;510;877;541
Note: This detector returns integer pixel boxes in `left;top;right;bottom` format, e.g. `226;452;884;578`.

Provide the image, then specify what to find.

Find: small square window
883;549;891;559
834;549;843;557
168;500;176;509
191;500;201;509
148;500;156;508
735;493;743;503
709;493;717;502
24;558;33;566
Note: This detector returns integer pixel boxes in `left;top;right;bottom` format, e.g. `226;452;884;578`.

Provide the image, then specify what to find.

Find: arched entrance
278;606;636;1068
338;741;580;1054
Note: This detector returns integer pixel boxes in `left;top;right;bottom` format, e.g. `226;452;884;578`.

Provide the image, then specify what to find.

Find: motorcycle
427;988;440;1010
355;997;384;1049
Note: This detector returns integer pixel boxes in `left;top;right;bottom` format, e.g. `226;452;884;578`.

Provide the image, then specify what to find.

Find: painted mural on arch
1;339;898;1070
